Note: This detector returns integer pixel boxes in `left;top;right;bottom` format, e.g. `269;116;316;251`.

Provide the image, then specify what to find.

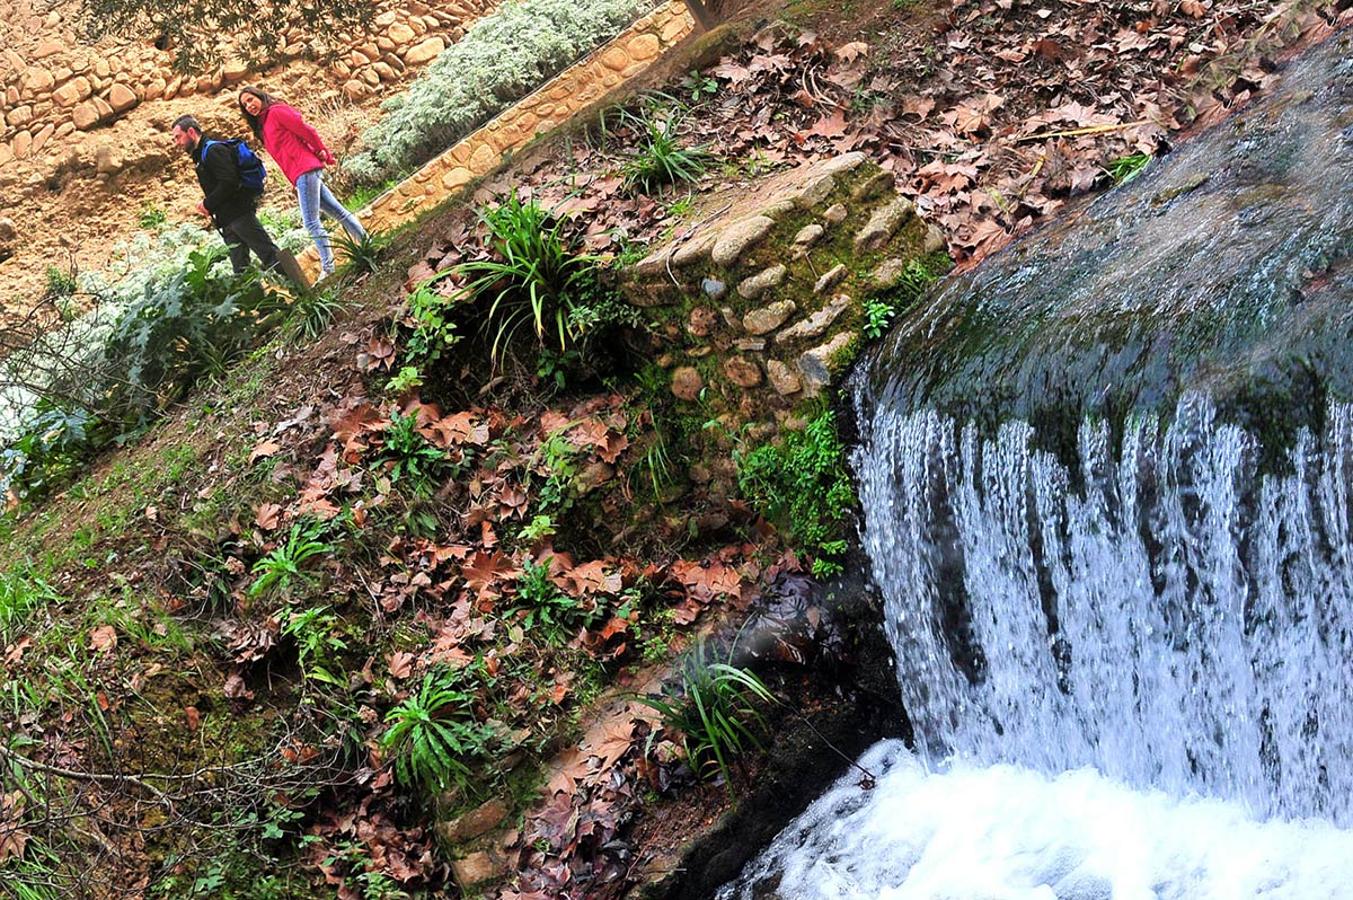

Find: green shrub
97;247;284;425
279;605;348;686
450;194;599;365
0;402;109;503
44;266;78;301
618;108;713;195
376;410;455;495
333;230;390;276
637;638;773;790
511;558;590;641
381;666;498;791
285;288;347;342
400;283;461;365
344;0;660;185
736;408;855;577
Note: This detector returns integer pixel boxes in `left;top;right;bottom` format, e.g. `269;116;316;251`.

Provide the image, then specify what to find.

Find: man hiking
171;114;303;287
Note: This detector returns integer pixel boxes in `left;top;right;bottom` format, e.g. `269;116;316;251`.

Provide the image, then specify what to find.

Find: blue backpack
201;138;267;195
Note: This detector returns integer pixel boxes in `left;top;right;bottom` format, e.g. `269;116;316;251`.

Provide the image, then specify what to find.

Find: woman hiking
238;86;367;278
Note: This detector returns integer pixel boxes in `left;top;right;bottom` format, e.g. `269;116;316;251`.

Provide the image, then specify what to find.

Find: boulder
108;83;138;114
404;36;446;65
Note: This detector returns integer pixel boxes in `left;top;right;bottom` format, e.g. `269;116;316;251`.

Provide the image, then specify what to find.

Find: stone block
6;105;32;127
438;798;509;844
452;850;509;889
813;264;848;295
743;300;796;335
711;215;774;266
855;198;916;253
767;359;802;396
52;75;91;107
823;203;848;224
108;83;138;114
629;34;661;61
388;21;417;45
404;36;446;65
777;295;852;344
799;331;856;393
723;356;763;388
671;367;702;401
794;224;824;247
737;264;787;300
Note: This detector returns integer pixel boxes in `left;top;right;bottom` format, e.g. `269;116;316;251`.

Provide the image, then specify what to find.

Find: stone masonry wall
620;151;947;425
299;0;696;277
0;0;494;171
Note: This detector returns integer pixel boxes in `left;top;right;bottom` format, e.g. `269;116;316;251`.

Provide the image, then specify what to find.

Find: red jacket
259;103;332;185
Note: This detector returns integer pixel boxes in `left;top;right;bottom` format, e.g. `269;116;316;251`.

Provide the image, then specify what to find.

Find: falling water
718;399;1353;898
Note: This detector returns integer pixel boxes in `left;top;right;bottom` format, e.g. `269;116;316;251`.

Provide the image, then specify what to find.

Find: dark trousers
219;212;281;275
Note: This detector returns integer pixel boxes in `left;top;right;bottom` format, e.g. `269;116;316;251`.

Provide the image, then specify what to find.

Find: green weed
1107;152;1152;185
285;287;347;342
618;108;713;195
376;410;453;495
248;519;333;598
637;638;773;791
736;408;855;576
279;605;348;687
0;568;58;643
334;230;391;276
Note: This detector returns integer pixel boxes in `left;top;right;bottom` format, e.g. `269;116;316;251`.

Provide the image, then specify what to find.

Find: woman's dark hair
238;86;281;143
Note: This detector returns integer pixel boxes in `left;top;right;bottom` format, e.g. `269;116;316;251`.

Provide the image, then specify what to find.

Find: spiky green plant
0;567;58;644
448;193;598;365
248;519;333;598
637;638;774;791
618;108;713;195
333;230;390;276
376;410;453;495
286;287;347;342
381;666;496;791
279;605;348;686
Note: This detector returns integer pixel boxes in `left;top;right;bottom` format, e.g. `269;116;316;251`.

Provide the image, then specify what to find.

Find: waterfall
717;398;1353;898
859;395;1353;825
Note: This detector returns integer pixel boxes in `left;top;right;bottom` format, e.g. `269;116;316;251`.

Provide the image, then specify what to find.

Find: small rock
850;170;894;202
689;463;711;484
735;338;766;352
743;300;796;335
794;224;825;246
577;462;614;495
760;198;797;220
688;306;718;338
737;264;787;299
404;36;446;65
630;248;669;278
108;83;138;114
855;198;916;253
723;356;763;388
451;850;509;888
777;296;853;344
687;346;713;358
923;224;946;255
439;798;509;844
711;216;775;266
0;218;15;244
871;257;912;291
799;332;857;393
720;306;740;329
823;203;848;224
701;277;727;300
814;264;848;295
672;232;716;267
671;367;703;401
820;151;868;176
767;359;802;396
94;144;120;175
794;173;836;208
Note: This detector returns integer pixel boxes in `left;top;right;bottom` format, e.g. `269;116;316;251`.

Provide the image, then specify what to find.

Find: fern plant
248;519;334;598
637;638;774;791
381;666;497;791
280;605;348;687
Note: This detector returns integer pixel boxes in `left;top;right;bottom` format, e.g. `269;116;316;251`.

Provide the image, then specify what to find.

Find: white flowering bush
344;0;660;185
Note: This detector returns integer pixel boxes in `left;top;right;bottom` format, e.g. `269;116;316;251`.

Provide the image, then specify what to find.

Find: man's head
171;115;203;152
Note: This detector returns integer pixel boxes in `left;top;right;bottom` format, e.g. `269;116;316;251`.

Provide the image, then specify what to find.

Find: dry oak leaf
462;550;515;595
388;651;415;680
248;439;282;465
89;625;117;653
254;502;282;531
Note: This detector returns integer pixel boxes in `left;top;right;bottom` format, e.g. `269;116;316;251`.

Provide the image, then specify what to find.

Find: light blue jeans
296;169;367;274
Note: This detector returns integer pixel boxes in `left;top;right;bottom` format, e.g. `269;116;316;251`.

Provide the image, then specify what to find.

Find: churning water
719;29;1353;900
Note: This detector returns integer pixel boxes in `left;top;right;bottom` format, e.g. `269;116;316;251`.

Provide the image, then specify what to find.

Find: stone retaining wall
619;151;947;423
302;0;696;277
0;0;496;170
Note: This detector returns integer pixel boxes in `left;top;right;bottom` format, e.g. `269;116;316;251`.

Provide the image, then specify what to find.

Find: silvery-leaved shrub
344;0;660;186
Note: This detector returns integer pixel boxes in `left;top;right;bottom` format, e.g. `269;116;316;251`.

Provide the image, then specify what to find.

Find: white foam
720;741;1353;900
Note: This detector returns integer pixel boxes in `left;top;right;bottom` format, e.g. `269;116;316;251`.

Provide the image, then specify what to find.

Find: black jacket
191;137;256;228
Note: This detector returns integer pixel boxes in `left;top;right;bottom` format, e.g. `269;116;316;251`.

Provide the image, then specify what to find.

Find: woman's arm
272;105;333;161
